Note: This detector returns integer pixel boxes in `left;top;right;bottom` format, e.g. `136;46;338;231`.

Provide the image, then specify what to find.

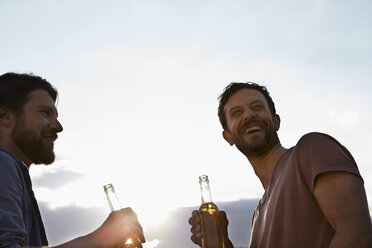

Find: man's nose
51;118;63;133
242;108;257;120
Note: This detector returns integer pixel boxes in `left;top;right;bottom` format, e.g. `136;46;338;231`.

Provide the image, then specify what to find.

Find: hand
189;210;202;246
188;210;234;248
92;207;146;248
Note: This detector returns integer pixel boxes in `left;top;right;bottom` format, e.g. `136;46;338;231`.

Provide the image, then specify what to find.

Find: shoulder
0;150;27;246
0;149;24;208
294;132;361;188
0;149;16;164
0;149;19;166
296;132;349;154
0;149;22;179
298;132;339;145
296;131;355;159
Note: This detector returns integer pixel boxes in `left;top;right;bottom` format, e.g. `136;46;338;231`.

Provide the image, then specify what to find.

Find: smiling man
0;72;145;248
189;82;372;248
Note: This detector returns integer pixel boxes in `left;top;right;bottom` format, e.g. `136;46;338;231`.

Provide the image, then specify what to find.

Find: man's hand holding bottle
92;207;145;248
189;209;234;248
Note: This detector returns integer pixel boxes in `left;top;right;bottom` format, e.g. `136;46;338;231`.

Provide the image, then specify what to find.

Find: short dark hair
0;72;58;113
218;82;276;130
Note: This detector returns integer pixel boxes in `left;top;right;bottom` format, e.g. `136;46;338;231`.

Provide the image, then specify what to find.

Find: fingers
95;207;146;248
114;208;146;245
119;208;146;241
190;232;202;246
126;228;145;246
127;221;145;244
119;207;138;219
188;209;232;247
189;210;202;246
189;210;200;228
124;237;143;248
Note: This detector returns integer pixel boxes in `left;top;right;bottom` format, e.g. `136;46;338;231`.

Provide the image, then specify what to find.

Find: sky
1;0;372;247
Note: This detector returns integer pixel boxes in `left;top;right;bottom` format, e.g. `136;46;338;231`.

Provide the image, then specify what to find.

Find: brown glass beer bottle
198;175;225;248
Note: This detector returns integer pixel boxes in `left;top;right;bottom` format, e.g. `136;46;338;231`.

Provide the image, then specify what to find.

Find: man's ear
273;114;281;131
222;130;234;146
0;106;13;127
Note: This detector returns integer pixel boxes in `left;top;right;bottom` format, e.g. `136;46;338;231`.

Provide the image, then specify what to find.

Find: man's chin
32;151;56;165
34;159;55;165
241;136;266;148
238;146;267;158
235;138;271;158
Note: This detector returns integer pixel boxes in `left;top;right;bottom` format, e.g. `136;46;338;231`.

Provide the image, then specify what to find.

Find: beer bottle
198;175;225;248
103;183;137;248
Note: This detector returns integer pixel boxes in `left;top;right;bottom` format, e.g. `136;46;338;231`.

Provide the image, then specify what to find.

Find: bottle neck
200;180;213;204
104;184;122;211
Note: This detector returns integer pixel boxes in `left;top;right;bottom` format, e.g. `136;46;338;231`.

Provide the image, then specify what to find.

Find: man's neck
247;143;288;190
0;140;32;168
12;147;32;168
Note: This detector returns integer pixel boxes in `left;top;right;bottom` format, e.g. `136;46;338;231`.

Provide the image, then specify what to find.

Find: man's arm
314;171;372;248
51;208;145;248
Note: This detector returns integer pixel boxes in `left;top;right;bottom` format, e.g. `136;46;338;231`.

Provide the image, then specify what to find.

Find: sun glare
136;204;173;229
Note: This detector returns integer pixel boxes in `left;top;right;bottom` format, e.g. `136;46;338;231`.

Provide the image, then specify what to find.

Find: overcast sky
1;0;372;247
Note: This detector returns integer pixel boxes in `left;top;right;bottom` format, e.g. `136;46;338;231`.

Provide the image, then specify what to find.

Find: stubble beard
232;127;280;159
11;118;55;165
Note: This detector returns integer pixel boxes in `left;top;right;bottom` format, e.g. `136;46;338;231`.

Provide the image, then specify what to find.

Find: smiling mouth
242;125;262;135
43;134;58;142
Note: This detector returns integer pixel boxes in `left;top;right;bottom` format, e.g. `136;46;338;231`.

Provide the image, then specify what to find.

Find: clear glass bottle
103;183;137;248
198;175;225;248
103;184;122;211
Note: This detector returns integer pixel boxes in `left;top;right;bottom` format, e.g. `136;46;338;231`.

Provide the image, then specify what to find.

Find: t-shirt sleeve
0;153;26;247
296;132;362;193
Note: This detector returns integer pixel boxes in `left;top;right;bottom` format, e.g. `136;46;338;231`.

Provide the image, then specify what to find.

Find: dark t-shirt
0;148;48;247
249;132;362;248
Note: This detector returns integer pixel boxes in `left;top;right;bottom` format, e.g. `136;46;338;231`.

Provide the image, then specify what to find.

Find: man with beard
189;82;372;248
0;72;145;247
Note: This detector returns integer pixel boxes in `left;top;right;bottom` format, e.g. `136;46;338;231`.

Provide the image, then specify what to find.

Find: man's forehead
28;89;55;102
27;89;57;110
224;88;267;109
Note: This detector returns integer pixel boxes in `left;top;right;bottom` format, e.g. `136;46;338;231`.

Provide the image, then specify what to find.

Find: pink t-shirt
249;132;362;248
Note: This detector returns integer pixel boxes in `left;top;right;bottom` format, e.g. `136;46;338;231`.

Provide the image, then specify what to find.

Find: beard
230;120;280;159
11;117;56;165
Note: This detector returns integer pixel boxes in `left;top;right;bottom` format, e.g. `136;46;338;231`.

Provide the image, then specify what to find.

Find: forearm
51;233;101;248
22;236;100;248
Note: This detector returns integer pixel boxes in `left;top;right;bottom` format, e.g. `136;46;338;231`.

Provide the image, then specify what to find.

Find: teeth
244;125;261;134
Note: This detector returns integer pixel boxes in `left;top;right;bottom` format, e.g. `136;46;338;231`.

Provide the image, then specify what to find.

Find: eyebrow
250;100;265;105
228;100;265;112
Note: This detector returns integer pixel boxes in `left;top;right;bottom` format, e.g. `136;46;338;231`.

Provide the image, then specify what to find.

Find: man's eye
40;111;50;117
232;110;242;117
252;105;263;110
